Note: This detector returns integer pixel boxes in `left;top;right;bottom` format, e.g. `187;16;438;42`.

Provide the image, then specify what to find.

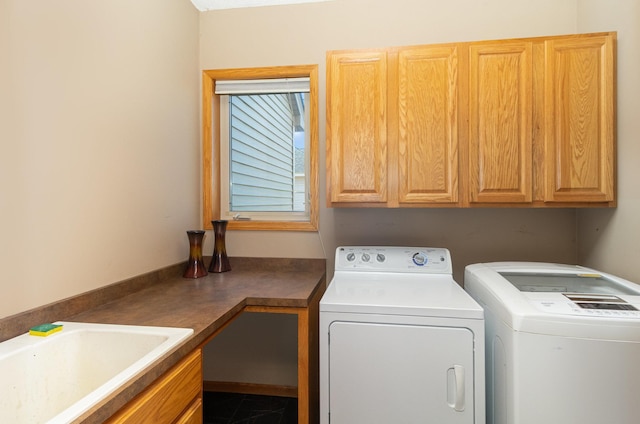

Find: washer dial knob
346;252;356;262
376;253;386;263
412;252;428;266
361;253;371;262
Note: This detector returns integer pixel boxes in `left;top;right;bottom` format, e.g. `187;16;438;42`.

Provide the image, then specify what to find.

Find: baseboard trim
203;381;298;398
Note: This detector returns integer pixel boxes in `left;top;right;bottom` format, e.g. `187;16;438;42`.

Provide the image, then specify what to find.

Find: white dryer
464;262;640;424
320;246;485;424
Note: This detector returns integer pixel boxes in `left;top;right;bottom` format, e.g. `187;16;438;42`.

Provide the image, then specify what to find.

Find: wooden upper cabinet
397;45;459;204
543;34;615;203
326;32;615;208
468;41;533;203
327;45;459;207
327;50;388;204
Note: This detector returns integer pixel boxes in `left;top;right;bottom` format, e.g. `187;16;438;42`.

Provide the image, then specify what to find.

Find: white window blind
215;77;310;94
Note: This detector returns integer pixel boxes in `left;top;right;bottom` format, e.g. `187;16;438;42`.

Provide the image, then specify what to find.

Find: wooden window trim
202;65;319;231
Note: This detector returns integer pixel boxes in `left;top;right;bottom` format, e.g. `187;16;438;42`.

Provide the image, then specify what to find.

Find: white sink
0;321;193;424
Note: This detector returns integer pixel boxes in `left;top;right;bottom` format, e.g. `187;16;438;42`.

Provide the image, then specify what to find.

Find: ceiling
190;0;332;11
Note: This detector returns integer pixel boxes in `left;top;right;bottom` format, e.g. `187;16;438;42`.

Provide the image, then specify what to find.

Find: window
218;79;310;220
202;66;318;231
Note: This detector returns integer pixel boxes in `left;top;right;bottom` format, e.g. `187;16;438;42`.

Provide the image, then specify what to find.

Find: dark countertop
0;257;326;424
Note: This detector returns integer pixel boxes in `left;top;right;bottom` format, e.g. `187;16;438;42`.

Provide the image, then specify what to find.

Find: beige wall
577;0;640;281
3;0;635;389
199;0;581;282
200;0;585;387
0;0;200;318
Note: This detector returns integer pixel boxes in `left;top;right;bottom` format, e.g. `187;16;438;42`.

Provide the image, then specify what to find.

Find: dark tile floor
203;391;298;424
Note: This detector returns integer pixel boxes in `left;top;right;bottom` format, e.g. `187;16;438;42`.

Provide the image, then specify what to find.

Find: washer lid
499;271;639;296
464;262;640;339
320;273;484;320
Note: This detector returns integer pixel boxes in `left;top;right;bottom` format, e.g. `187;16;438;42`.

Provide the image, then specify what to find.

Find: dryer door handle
447;365;465;412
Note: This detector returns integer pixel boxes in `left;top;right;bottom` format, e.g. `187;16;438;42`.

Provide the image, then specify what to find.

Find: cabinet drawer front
107;350;202;424
174;398;203;424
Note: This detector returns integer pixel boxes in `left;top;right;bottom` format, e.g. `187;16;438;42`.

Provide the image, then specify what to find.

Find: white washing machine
320;246;485;424
464;262;640;424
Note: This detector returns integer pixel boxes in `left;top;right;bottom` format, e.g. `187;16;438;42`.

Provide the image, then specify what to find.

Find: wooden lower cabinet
106;349;203;424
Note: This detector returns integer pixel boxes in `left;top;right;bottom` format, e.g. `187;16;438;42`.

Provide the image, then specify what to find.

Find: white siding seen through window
218;77;310;221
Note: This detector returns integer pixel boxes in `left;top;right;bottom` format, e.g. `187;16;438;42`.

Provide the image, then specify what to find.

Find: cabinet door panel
469;42;533;203
544;35;615;202
327;51;387;203
398;46;459;204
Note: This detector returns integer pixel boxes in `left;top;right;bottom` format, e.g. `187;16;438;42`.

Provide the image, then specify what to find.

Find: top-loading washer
320;246;485;424
464;262;640;424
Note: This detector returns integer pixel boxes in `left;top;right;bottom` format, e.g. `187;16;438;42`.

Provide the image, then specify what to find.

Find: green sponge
29;323;63;337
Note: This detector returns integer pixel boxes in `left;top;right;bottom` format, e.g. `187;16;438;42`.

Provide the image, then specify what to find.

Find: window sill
204;220;318;232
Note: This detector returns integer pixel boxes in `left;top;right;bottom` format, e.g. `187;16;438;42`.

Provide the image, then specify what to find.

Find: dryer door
328;321;475;424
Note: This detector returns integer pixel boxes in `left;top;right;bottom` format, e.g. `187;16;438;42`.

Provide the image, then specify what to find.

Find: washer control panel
335;246;452;274
530;295;640;318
